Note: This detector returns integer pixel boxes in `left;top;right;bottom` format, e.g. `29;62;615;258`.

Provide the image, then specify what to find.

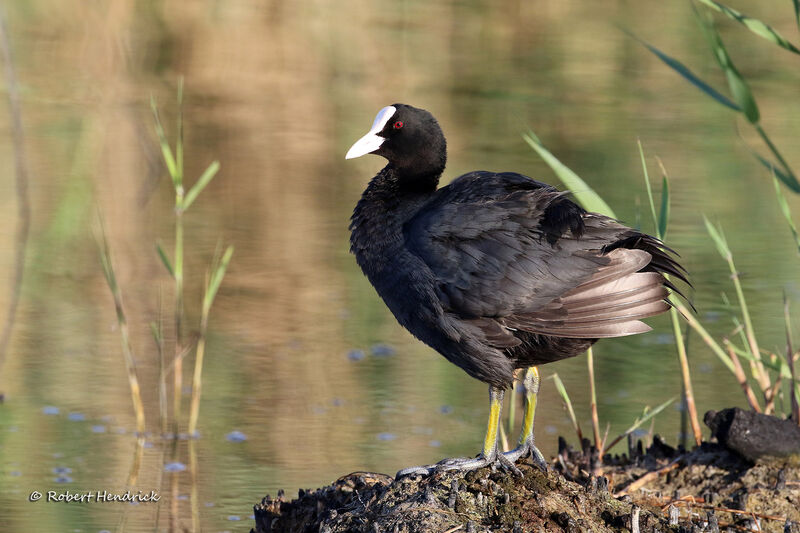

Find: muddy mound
253;437;800;533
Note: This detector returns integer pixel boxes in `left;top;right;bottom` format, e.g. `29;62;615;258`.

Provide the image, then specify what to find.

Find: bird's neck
349;166;439;270
354;165;441;211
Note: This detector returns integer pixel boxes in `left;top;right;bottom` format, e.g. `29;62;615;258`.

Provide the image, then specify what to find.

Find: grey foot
395;451;528;480
395;454;489;479
502;441;548;471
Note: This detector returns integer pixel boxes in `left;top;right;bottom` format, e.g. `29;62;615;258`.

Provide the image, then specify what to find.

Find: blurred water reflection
0;0;798;531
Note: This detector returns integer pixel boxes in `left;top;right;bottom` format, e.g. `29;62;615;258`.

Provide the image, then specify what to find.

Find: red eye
393;121;404;129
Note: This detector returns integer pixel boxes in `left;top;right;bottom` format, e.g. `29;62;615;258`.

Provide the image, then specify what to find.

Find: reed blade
150;96;178;184
603;397;676;453
694;7;760;124
155;242;174;277
625;29;740;112
551;373;583;443
523;131;616;217
658;175;670;241
795;0;800;32
184;161;221;211
694;0;800;55
773;175;800;254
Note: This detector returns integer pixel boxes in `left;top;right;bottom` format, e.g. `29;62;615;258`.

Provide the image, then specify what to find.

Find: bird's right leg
395;386;506;478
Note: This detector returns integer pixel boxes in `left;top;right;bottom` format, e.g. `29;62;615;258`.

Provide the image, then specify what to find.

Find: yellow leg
482;386;505;458
502;366;547;469
395;385;512;478
518;366;540;446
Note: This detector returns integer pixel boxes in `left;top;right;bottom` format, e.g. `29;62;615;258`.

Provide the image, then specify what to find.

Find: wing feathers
504;261;671;339
404;172;687;342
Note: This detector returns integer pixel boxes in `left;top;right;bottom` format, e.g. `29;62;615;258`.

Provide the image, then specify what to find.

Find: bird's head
346;104;447;183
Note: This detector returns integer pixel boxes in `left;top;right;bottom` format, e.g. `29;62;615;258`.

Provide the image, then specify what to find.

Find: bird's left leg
502;366;548;470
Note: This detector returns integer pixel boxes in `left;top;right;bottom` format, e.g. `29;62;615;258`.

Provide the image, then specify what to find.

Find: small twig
614;458;682;497
661;499;787;523
442;526;464;533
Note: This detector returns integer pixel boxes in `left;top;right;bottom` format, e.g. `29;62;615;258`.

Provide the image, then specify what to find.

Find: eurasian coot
346;104;687;478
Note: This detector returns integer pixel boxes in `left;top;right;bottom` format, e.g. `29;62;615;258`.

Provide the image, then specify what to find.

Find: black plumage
348;104;687;388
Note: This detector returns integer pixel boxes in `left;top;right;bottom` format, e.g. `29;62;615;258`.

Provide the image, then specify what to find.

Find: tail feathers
603;233;690;286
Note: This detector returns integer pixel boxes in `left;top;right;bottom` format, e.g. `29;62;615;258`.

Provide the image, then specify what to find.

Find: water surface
0;1;798;531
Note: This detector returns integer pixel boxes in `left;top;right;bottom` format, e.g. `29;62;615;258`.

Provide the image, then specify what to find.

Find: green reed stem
640;144;701;445
188;245;233;437
150;291;168;435
726;244;769;393
173;191;184;435
785;295;800;425
586;346;601;451
671;306;702;446
97;222;146;435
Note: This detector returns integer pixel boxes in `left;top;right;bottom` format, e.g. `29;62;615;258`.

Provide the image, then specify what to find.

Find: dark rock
704;408;800;461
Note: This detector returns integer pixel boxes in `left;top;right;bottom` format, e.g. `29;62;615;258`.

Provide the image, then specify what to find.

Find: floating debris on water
53;466;72;474
439;405;453;415
331;398;343;407
91;425;106;434
42;406;59;415
54;475;73;483
429;440;441;448
67;413;86;422
164;462;187;473
651;333;674;345
227;515;241;521
347;349;365;361
225;430;247;443
377;432;396;441
370;344;395;357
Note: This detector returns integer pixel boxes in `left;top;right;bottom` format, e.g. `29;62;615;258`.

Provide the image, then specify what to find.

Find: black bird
346;104;687;478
